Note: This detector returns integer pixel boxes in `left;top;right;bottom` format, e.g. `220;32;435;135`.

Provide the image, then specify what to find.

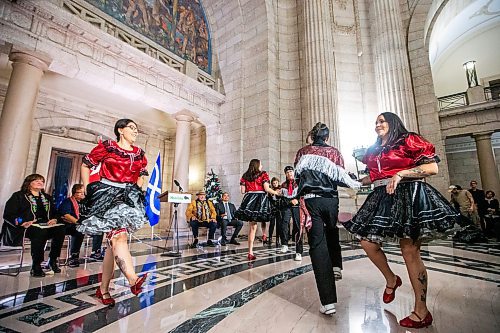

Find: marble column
301;0;340;148
0;51;49;216
371;0;417;131
172;114;194;232
473;132;500;195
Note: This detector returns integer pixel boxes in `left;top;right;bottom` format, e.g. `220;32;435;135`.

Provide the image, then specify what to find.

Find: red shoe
130;273;148;296
383;275;402;304
247;253;256;260
95;287;115;306
399;311;433;328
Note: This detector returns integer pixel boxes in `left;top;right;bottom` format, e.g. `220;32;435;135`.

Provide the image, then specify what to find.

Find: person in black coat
215;192;243;246
468;180;487;231
484;190;500;239
2;174;65;277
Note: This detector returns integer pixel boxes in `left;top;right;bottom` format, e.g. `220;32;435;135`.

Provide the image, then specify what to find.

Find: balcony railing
437;92;468;110
438;86;500;111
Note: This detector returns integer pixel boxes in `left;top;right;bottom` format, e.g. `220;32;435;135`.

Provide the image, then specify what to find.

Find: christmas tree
204;169;223;203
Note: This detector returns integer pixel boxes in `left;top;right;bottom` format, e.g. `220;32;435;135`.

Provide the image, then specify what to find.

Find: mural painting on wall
84;0;211;73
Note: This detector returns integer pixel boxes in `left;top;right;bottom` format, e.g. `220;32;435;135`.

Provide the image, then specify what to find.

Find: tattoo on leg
115;256;126;273
421;289;427;301
418;272;427;302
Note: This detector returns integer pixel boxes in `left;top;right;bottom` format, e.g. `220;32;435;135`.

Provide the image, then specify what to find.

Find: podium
158;191;192;204
159;191;192;257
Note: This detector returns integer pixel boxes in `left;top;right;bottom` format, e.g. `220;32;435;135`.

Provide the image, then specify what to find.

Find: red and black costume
235;171;273;222
293;138;360;309
343;133;459;243
77;140;149;236
280;178;302;254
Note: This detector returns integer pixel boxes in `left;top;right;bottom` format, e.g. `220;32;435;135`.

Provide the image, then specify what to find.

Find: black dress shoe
190;238;199;248
206;240;216;247
68;258;80;268
30;267;46;277
50;262;61;273
221;240;227;246
229;239;240;245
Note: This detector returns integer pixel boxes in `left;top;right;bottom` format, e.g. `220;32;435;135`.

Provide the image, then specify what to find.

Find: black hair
486;190;495;197
114;118;137;141
309;122;329;143
375;112;408;147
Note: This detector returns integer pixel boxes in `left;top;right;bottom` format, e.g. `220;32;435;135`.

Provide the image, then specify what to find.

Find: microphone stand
161;186;183;257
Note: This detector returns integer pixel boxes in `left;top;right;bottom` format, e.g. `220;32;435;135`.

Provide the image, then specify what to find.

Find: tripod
161;203;182;257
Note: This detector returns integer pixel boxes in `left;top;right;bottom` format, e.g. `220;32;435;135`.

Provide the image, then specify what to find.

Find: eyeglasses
125;125;138;132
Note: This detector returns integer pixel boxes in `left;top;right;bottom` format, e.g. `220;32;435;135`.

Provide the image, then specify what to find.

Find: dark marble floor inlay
0;240;499;332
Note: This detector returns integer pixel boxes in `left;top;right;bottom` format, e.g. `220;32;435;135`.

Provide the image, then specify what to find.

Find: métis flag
145;152;162;227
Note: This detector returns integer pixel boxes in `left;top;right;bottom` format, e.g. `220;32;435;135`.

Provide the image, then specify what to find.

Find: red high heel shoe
247;253;256;260
383;275;402;304
130;273;148;296
399;311;433;328
95;287;115;306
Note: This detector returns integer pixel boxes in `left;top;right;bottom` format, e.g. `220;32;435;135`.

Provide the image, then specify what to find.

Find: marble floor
0;237;499;333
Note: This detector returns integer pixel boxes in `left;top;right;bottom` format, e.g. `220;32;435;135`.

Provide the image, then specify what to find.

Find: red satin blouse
83;140;148;183
363;133;439;181
240;171;270;192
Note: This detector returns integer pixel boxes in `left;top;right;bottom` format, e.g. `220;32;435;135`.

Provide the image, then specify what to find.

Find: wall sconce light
463;60;478;88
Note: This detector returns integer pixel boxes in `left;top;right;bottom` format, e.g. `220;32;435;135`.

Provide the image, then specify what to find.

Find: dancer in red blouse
343;112;459;328
78;119;149;306
235;159;281;260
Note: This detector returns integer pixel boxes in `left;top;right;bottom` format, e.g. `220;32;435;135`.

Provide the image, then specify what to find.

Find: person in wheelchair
186;191;217;247
2;174;64;277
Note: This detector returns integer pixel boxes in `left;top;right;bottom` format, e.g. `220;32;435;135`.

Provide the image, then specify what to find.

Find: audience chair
0;228;28;277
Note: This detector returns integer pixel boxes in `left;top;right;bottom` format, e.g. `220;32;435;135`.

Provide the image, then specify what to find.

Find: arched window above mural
83;0;212;74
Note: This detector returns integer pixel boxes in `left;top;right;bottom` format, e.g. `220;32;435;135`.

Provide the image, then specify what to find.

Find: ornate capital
9;51;51;71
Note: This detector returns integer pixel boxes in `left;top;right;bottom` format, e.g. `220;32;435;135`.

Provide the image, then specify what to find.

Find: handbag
0;220;25;247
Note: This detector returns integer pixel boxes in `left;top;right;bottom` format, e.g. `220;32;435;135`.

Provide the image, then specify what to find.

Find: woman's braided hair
309;122;329;142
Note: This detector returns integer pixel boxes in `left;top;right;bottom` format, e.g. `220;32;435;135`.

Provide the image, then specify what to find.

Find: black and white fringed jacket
293;143;361;198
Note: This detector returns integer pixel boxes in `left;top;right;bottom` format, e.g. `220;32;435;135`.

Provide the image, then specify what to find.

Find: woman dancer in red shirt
343;112;459;328
235;159;281;260
78;119;149;306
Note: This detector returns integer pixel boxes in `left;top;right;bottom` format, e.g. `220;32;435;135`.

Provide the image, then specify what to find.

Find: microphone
174;179;184;192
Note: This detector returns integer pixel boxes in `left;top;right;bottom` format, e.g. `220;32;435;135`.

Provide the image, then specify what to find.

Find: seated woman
3;174;65;277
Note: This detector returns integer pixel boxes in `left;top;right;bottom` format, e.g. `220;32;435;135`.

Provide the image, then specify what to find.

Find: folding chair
0;228;28;277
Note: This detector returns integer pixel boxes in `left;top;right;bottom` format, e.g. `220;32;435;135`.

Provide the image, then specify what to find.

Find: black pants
92;233;104;252
281;206;303;254
26;225;65;267
269;212;281;245
65;224;84;256
190;220;217;240
221;218;243;241
485;215;500;239
305;197;342;305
